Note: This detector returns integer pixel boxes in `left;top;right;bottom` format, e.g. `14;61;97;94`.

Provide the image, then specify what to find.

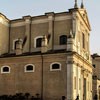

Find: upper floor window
13;39;23;50
1;66;10;74
82;33;85;49
59;35;67;45
50;62;61;71
34;36;43;48
36;38;42;47
24;64;35;72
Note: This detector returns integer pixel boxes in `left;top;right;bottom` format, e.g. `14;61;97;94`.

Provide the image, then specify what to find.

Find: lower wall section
0;53;92;100
0;53;67;100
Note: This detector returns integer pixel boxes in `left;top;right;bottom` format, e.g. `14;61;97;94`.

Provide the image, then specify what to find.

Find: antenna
74;0;78;8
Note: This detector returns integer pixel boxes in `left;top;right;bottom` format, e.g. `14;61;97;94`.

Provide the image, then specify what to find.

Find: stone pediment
79;9;91;31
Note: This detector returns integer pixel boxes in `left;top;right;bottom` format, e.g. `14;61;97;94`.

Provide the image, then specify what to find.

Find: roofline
10;10;72;22
0;13;10;22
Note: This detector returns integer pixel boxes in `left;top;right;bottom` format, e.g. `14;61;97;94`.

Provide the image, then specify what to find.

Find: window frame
50;62;61;71
1;66;10;74
34;36;43;48
13;39;23;50
24;64;35;73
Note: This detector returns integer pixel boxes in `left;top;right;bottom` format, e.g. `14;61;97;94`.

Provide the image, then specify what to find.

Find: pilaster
41;35;48;53
23;16;31;53
45;12;54;50
67;56;74;100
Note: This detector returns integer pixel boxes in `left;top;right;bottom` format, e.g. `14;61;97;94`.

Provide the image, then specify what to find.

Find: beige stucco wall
0;8;92;100
0;19;9;54
0;53;68;100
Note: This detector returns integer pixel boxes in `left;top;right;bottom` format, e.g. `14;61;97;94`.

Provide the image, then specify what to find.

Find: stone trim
50;62;61;71
55;16;71;21
13;39;23;50
1;66;10;74
0;17;9;26
34;36;43;48
24;64;35;72
11;22;25;27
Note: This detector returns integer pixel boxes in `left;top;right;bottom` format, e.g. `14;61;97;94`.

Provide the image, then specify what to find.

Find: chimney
15;38;23;55
41;35;48;53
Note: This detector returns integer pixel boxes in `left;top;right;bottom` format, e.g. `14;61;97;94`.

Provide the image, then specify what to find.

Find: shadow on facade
0;93;41;100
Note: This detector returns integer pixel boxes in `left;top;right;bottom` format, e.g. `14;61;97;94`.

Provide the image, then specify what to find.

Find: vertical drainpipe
52;20;54;51
29;17;32;52
41;53;43;100
8;21;11;53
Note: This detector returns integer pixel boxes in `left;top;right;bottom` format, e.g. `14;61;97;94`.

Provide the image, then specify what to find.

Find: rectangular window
74;77;76;89
82;33;85;49
79;78;81;90
88;81;89;91
83;78;86;100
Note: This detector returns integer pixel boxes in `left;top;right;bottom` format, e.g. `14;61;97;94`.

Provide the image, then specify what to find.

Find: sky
0;0;99;54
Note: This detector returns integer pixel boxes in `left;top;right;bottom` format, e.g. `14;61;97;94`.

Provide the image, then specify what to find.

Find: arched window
50;62;61;71
34;36;43;48
59;35;67;45
24;64;35;72
36;38;42;47
13;39;23;50
1;66;10;73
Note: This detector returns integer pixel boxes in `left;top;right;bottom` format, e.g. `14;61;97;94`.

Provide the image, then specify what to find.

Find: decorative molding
55;16;71;21
0;17;9;26
11;22;25;27
32;19;48;24
67;61;74;64
11;16;71;26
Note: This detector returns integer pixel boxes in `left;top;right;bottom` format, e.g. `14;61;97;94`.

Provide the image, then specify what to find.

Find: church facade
0;2;92;100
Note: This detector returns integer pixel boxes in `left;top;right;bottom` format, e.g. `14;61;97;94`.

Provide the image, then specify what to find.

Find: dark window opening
92;75;97;80
52;64;60;69
82;33;85;49
60;35;67;45
26;65;33;71
36;38;42;47
3;67;9;72
15;40;18;49
93;64;96;68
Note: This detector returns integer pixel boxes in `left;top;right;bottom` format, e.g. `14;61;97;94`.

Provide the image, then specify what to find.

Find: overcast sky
0;0;99;54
